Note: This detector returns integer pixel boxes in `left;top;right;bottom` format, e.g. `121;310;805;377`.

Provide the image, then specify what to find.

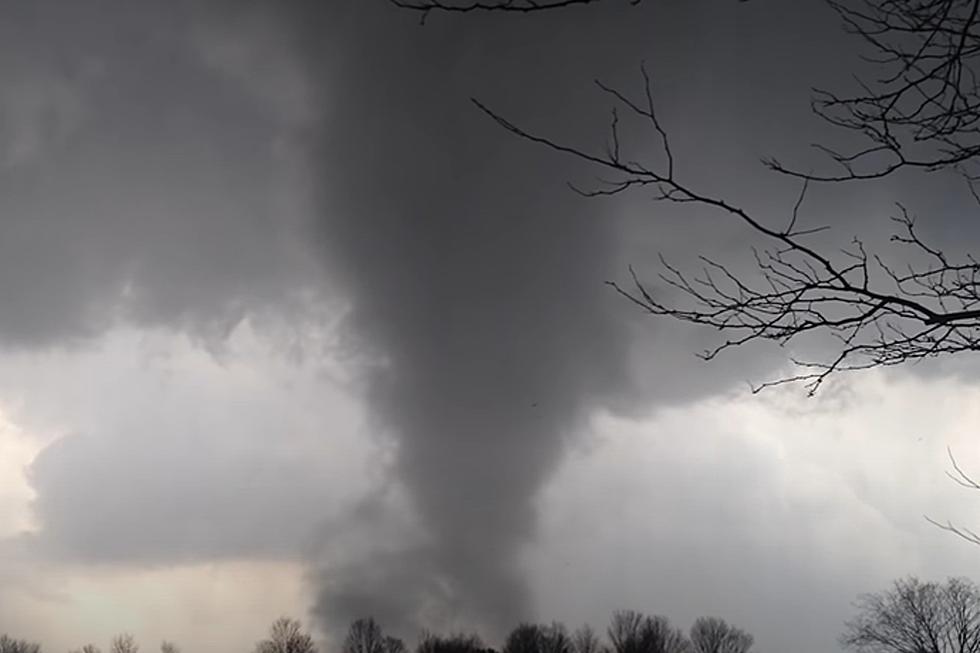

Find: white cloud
0;410;45;538
529;370;980;653
0;321;380;565
0;559;312;653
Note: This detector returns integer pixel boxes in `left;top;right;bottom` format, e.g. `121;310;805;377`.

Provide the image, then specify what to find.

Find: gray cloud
0;0;323;348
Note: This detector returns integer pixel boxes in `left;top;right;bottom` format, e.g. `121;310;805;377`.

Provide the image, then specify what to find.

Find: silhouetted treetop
417;631;489;653
689;618;752;653
254;617;318;653
607;611;689;653
571;626;605;653
110;635;138;653
0;635;40;653
841;576;980;653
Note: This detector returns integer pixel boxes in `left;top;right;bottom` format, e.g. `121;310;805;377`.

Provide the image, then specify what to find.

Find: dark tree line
250;613;753;653
0;635;41;653
11;578;980;653
0;637;171;653
337;613;753;653
0;611;751;653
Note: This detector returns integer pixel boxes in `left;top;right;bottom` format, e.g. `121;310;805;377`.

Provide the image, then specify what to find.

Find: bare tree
607;611;643;653
0;635;40;653
502;623;574;653
689;618;752;653
394;0;980;394
607;611;689;653
572;625;605;653
343;619;387;653
111;635;139;653
541;624;573;653
159;643;180;653
841;576;980;653
504;624;546;653
254;617;317;653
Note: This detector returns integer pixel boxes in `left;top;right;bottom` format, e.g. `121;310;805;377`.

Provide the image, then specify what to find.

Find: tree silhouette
110;635;138;653
572;626;605;653
344;618;400;653
689;618;752;653
841;576;980;653
254;617;317;653
0;635;40;653
503;624;547;653
416;631;488;653
607;611;689;653
396;0;980;393
540;624;573;653
159;642;180;653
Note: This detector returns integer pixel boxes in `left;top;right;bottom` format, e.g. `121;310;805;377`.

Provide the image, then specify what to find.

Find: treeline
0;634;174;653
335;612;752;653
0;611;753;653
9;577;980;653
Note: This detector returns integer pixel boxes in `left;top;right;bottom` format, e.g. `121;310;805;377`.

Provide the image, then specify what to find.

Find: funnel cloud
283;3;637;638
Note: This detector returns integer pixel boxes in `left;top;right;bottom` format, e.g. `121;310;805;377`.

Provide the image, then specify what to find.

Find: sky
2;1;980;652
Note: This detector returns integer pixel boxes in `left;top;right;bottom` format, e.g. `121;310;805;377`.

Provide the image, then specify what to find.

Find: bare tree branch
926;448;980;547
392;1;980;393
769;0;980;182
474;62;980;394
390;0;641;24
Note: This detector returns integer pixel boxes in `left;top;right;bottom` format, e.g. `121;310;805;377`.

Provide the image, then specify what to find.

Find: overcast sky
2;1;980;652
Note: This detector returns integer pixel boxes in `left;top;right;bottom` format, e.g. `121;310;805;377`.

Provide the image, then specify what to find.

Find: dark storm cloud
0;0;322;347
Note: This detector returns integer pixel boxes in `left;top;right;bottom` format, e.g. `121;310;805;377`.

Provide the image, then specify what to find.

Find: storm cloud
3;2;980;652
